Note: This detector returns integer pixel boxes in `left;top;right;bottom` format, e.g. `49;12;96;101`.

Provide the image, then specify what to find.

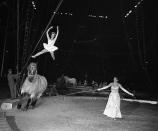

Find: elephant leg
21;94;31;111
17;94;29;110
31;99;37;107
17;101;22;109
25;98;31;109
20;99;28;111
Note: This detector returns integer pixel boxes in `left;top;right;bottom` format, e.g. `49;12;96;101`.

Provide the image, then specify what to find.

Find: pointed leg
32;49;48;58
50;52;55;60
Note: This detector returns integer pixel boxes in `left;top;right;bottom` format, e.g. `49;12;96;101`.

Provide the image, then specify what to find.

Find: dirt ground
5;96;158;131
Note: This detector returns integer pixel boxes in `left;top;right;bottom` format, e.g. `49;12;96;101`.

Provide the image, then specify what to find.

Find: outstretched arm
97;83;111;91
46;26;53;40
119;84;134;96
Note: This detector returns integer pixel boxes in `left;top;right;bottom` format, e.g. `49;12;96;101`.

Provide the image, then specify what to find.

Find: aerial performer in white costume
32;26;59;60
97;77;134;120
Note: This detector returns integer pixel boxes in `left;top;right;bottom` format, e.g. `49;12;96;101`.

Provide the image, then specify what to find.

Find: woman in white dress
97;77;134;120
32;26;59;60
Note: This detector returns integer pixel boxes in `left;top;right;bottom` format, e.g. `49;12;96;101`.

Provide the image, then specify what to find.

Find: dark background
0;0;157;92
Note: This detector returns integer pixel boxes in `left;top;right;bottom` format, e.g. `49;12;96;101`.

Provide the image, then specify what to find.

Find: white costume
97;77;134;119
103;85;122;118
43;39;58;52
32;26;59;60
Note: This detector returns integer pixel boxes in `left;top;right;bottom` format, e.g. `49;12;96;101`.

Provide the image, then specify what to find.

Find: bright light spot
129;10;132;13
125;0;143;18
32;1;36;10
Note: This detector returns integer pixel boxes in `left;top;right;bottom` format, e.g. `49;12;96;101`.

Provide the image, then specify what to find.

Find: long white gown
103;86;122;118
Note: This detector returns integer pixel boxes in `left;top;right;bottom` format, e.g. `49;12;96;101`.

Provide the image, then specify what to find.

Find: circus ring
3;95;158;131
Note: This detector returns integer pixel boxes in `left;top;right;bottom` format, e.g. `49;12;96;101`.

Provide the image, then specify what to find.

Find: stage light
129;10;132;13
32;1;36;10
125;0;143;18
55;11;108;20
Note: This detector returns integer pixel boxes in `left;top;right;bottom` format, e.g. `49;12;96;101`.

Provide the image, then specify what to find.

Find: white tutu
43;43;58;52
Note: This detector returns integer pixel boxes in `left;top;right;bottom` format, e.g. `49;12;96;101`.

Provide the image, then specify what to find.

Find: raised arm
119;84;134;96
53;26;59;42
46;26;53;40
97;83;111;91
